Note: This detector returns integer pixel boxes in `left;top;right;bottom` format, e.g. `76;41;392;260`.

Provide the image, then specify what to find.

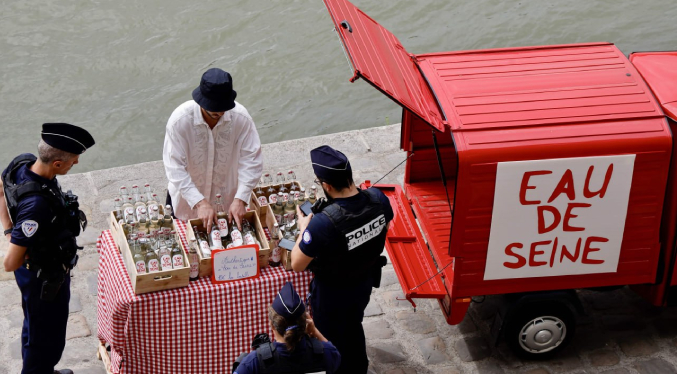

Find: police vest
2;153;82;271
309;188;388;282
256;338;327;374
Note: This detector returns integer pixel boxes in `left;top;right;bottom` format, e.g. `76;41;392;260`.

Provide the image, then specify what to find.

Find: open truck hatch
324;0;677;359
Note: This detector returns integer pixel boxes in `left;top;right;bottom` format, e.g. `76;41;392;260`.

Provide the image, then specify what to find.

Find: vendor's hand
196;199;217;229
296;206;313;233
229;198;246;230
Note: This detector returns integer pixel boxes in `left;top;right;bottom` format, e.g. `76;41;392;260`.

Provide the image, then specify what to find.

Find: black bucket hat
192;68;237;112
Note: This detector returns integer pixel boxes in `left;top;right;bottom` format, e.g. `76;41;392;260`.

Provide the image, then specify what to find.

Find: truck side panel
449;119;671;298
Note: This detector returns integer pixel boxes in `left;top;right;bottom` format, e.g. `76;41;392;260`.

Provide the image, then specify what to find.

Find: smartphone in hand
299;200;313;216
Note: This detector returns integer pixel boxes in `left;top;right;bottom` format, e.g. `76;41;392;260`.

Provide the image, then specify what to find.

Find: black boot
54;369;74;374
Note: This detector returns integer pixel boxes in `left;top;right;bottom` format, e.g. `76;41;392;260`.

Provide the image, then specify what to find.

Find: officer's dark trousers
15;266;70;374
310;276;373;374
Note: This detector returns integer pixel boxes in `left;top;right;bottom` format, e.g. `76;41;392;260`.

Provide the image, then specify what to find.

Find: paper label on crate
136;261;147;274
484;155;635;280
148;259;160;273
258;196;269;206
172;254;184;268
212;245;260;283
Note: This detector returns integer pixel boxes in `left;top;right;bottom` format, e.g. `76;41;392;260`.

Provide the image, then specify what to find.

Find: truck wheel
504;302;575;359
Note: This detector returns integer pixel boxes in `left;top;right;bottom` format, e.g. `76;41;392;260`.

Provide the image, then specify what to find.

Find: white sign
484;155;635;280
211;245;260;283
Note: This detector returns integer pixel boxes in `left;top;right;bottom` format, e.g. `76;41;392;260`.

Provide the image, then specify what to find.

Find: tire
503;302;576;360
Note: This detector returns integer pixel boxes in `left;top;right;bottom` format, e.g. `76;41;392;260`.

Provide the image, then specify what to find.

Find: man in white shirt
163;68;263;230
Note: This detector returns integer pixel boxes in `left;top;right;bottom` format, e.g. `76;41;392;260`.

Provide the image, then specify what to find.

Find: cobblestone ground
0;125;675;373
365;264;677;374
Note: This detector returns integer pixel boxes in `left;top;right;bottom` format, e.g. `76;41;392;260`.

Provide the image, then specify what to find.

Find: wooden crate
108;212;191;294
250;181;304;215
96;342;114;374
183;210;271;277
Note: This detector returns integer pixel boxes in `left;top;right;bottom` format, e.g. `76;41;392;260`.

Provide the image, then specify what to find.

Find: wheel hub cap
519;316;567;353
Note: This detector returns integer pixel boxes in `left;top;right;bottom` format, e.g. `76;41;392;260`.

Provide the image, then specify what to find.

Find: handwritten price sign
484;155;635;280
211;244;260;284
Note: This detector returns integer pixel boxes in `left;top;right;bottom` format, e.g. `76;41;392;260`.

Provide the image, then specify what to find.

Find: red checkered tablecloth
96;220;312;374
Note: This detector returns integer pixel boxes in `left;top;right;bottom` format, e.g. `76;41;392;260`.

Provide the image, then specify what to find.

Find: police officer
233;282;341;374
1;123;95;374
291;145;393;374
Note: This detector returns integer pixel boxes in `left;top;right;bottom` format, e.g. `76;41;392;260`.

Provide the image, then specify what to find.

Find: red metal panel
368;183;447;301
416;43;665;131
322;0;445;131
444;124;671;298
630;52;677;121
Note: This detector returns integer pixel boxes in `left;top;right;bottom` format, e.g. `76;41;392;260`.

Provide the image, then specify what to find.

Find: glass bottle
162;205;174;235
195;228;212;258
272;192;285;225
230;222;244;247
147;193;161;221
269;223;281;267
209;223;224;250
130;234;146;274
144;183;153;202
188;239;200;281
170;231;185;268
276;172;289;202
158;241;172;271
142;238;160;273
264;173;278;205
309;185;318;205
215;194;229;239
243;220;260;246
119;186;129;201
148;207;162;238
254;180;268;207
136;208;150;239
122;196;136;224
283;195;296;225
296;187;307;208
287;170;299;200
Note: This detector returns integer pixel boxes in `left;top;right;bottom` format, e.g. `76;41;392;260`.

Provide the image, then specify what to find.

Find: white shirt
163;100;263;221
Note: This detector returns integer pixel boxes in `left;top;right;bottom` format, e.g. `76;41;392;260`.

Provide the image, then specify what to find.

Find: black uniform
3;123;93;374
5;157;81;374
299;188;393;373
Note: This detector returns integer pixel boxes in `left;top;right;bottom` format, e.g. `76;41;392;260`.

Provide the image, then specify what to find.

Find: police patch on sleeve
302;230;312;244
21;220;39;237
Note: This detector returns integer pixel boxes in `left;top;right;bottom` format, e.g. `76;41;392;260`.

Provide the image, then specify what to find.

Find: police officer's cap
41;123;95;155
310;145;352;182
272;282;305;320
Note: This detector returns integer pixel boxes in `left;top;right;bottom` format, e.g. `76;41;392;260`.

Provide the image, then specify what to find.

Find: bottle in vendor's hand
215;194;229;239
269;223;281;267
273;192;284;225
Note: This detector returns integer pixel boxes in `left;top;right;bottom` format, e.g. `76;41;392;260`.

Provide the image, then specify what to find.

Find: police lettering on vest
345;214;387;250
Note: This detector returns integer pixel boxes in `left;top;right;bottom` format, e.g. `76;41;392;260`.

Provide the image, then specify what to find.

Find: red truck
322;0;677;359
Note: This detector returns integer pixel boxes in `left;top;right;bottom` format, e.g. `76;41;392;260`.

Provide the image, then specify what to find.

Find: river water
1;0;675;172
